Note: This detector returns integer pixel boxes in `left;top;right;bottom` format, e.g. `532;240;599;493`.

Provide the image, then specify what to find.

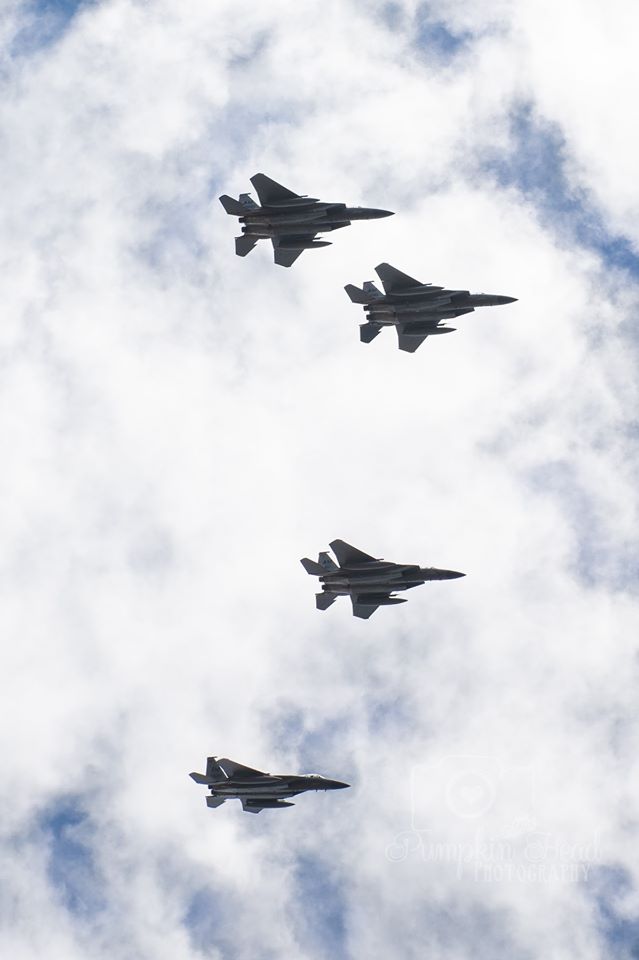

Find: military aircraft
345;262;517;352
301;539;465;619
219;174;394;267
190;756;349;813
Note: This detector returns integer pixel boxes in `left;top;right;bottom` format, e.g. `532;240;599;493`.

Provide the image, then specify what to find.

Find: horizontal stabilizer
219;194;248;216
344;284;371;304
301;557;325;575
189;771;210;785
316;592;338;611
235;235;258;257
206;796;226;809
360;322;382;344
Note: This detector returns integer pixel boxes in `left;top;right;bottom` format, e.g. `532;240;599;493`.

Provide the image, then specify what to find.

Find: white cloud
0;1;638;958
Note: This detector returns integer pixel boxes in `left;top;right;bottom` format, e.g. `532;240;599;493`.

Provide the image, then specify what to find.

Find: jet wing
397;327;430;352
217;758;266;779
330;539;379;566
351;596;383;619
375;262;423;294
272;239;305;267
250;173;302;206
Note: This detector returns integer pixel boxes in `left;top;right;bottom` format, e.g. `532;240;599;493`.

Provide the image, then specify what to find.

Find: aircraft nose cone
443;570;466;579
475;294;517;306
325;779;350;790
366;208;394;219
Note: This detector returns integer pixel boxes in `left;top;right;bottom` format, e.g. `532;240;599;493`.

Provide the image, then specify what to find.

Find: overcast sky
1;1;639;958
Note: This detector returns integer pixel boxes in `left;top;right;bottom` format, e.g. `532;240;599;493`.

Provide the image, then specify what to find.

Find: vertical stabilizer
363;281;384;299
205;757;228;782
239;193;259;210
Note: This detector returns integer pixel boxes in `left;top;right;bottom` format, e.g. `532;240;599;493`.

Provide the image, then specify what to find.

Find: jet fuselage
301;540;465;617
220;174;393;265
363;290;516;328
317;562;464;597
207;774;348;800
345;265;517;348
190;757;350;812
239;203;391;241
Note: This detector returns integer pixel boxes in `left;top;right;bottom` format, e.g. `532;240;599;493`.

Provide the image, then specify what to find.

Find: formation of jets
193;174;517;812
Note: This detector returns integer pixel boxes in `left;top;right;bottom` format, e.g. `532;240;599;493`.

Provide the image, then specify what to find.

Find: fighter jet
219;174;394;267
345;262;517;352
189;756;349;813
301;539;465;619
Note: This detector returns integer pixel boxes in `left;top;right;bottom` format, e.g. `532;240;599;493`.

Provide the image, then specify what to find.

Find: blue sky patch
382;2;472;59
590;866;639;958
11;1;89;57
524;458;639;590
292;854;348;960
366;692;410;735
40;796;105;918
483;103;639;277
185;887;233;956
266;705;352;775
414;10;471;59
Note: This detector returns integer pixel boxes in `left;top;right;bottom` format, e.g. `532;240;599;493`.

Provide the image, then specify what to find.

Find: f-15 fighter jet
301;539;465;619
345;262;517;352
189;756;349;813
219;174;394;267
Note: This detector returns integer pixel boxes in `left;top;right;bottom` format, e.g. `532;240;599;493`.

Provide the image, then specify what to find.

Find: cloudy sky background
1;0;639;957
